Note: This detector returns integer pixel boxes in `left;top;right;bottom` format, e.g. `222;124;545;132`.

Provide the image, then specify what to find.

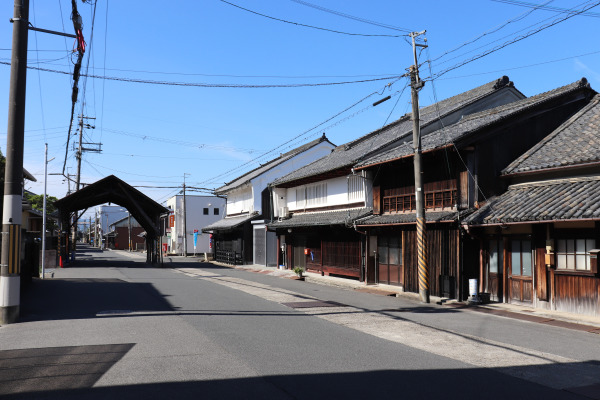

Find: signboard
169;214;175;228
193;229;198;249
209;234;213;249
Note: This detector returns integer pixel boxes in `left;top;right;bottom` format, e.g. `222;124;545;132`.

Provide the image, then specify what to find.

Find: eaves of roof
355;209;473;226
201;212;260;233
463;176;600;226
267;207;372;229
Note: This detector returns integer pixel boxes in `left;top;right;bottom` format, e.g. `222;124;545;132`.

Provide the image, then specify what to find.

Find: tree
24;192;58;214
24;192;59;232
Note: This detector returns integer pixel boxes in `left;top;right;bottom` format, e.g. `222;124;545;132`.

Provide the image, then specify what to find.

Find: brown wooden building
464;93;600;316
355;78;595;300
268;76;526;281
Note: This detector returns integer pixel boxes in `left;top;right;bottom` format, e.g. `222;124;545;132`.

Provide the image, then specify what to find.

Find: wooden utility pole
409;30;430;304
1;0;30;324
183;174;189;257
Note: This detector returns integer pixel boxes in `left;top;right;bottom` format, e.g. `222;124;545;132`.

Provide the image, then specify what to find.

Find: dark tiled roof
463;177;600;225
215;134;334;193
273;77;516;186
357;78;591;168
267;208;372;229
356;210;472;226
503;94;600;175
201;213;260;232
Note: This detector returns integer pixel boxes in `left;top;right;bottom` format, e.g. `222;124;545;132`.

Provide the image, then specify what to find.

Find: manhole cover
96;310;133;316
282;300;345;309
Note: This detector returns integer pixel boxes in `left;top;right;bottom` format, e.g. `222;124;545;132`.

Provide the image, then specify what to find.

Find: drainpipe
354;222;368;283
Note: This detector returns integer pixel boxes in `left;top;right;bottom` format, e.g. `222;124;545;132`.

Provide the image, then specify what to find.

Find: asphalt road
1;244;599;399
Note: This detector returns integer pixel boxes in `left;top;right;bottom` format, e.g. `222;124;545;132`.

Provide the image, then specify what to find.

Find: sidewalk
204;260;600;333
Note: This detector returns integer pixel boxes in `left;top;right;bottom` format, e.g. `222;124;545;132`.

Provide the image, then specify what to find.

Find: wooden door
367;236;376;284
377;235;402;286
509;239;533;304
486;239;503;302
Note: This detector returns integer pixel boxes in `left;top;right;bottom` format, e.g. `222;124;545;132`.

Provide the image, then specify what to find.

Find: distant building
106;215;145;251
97;205;128;237
166;195;225;255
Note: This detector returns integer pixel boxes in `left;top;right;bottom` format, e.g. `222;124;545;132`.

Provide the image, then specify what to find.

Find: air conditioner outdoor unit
279;206;289;218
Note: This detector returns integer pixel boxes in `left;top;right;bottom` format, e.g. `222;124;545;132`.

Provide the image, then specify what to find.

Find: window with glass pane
389;237;401;265
511;240;521;276
489;240;498;274
378;237;388;264
556;238;595;271
511;239;532;276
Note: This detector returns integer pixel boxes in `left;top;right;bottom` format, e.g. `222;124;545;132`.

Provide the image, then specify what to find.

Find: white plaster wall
167;195;225;254
226;185;253;215
280;172;372;214
224;140;335;217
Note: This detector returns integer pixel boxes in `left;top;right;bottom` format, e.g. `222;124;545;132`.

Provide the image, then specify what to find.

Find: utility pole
128;211;131;252
1;0;29;324
183;173;189;257
409;30;430;304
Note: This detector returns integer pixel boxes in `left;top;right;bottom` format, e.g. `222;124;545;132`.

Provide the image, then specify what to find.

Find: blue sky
1;0;599;221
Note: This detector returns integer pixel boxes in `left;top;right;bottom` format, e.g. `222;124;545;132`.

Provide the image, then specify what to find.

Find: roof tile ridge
509;175;600;189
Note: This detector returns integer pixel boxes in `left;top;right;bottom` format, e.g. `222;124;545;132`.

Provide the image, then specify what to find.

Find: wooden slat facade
370;225;465;299
554;274;599;316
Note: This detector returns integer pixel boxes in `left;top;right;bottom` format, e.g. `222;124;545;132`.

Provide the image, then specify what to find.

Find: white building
166;195;225;255
96;205;128;247
203;134;336;266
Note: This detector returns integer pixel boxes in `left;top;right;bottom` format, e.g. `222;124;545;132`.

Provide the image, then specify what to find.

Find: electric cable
218;0;404;37
0;62;404;88
491;0;600;17
289;0;412;32
431;1;600;80
196;77;405;186
430;0;554;64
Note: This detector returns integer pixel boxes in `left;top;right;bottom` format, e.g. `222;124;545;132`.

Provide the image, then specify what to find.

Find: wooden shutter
373;186;381;215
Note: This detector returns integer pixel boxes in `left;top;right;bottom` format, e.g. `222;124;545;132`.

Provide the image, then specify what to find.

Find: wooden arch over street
54;175;169;264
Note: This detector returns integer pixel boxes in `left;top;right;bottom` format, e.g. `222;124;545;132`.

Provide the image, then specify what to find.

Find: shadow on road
1;363;598;399
20;277;175;323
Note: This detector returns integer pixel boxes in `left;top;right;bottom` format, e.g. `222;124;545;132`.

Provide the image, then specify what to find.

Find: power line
0;61;403;88
289;0;412;33
430;1;600;80
197;77;407;186
430;0;554;63
218;0;404;37
432;0;597;69
100;0;109;144
491;0;600;17
433;49;600;81
101;127;259;153
62;66;400;80
31;0;47;143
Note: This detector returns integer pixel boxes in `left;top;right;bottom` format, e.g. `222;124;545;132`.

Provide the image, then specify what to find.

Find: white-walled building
96;205;128;247
203;134;336;266
166;195;225;255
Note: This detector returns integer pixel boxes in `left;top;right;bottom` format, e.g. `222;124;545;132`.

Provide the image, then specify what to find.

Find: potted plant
292;266;305;280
